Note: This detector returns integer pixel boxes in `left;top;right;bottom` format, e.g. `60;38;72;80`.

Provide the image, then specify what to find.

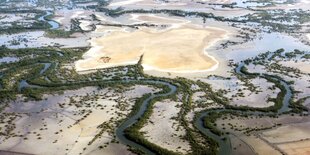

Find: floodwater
217;32;309;62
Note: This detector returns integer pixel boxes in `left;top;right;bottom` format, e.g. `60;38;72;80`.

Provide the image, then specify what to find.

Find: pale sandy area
202;0;232;2
0;85;158;155
76;2;98;7
279;60;310;74
218;114;310;155
200;76;279;108
245;54;310;103
261;122;310;143
79;20;93;31
0;14;25;22
278;140;310;155
230;134;255;155
192;91;223;109
262;0;310;10
241;135;281;155
108;0;253;17
54;9;94;30
0;13;36;22
109;0;144;6
230;77;279;108
129;14;190;29
140;99;191;154
75;26;228;73
0;31;90;48
286;75;309;102
217;117;281;155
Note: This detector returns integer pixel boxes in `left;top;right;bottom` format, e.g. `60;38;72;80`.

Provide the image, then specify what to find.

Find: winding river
116;81;177;155
1;11;59;91
18;63;51;91
113;61;293;155
38;11;60;29
193;62;293;155
12;61;293;155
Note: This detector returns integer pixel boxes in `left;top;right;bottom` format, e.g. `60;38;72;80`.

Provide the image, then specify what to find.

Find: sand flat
109;0;144;6
278;140;310;155
261;122;310;143
241;135;282;155
130;14;189;25
75;26;228;73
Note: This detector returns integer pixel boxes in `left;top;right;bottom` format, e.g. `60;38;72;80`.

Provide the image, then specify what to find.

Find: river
38;11;60;30
115;80;177;155
194;62;293;155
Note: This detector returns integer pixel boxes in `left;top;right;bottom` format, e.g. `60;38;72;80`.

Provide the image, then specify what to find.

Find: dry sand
54;9;94;30
277;140;310;155
200;76;279;108
261;122;310;144
109;0;144;7
241;135;281;155
262;0;310;10
279;60;310;74
75;26;228;73
130;14;190;28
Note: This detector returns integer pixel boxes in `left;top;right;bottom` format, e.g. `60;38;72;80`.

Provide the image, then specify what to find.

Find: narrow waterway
18;63;51;91
40;63;51;74
115;81;177;155
38;11;60;29
194;62;293;155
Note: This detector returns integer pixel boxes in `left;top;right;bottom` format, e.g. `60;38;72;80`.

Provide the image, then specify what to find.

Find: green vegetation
203;111;224;136
45;29;73;38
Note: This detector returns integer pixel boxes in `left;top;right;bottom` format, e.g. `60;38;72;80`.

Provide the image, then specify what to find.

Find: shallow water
40;63;51;74
38;11;60;30
18;80;41;92
0;56;19;64
222;32;309;62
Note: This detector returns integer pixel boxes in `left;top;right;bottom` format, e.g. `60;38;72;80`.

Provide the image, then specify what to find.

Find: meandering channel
194;62;293;155
113;62;292;155
17;74;177;154
38;11;60;30
115;81;177;155
12;61;293;155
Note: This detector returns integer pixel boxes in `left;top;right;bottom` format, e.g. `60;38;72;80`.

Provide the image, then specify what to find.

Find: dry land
76;26;228;73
